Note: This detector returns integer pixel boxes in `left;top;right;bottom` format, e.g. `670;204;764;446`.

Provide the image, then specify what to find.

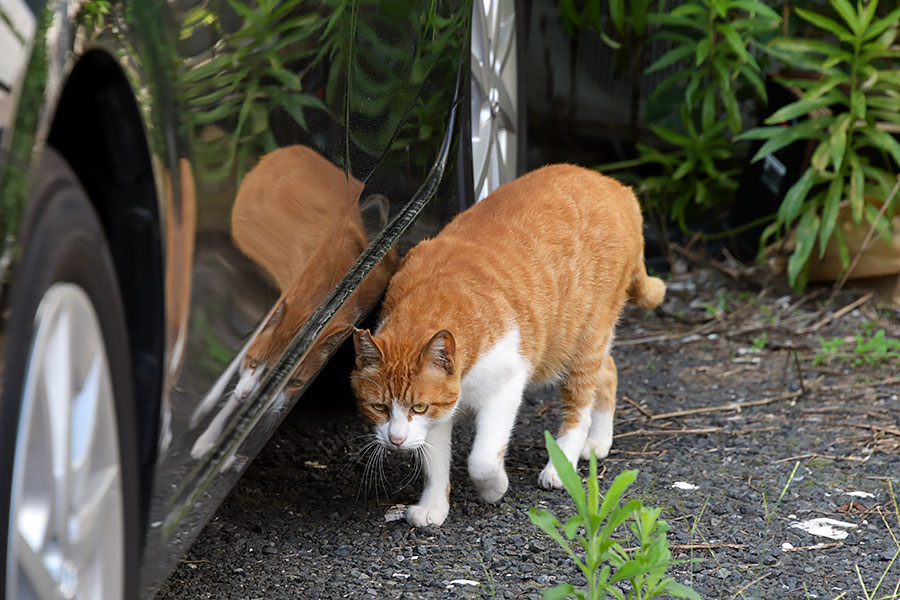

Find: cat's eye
411;404;428;414
249;359;258;369
372;403;388;413
288;378;302;387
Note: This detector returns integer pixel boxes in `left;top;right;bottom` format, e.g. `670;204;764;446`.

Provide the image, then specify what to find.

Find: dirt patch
159;267;900;600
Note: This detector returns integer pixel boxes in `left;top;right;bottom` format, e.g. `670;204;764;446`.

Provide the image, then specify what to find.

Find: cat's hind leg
581;353;617;460
539;341;608;489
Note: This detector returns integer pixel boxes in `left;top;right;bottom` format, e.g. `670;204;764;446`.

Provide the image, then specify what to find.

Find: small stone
714;568;728;579
232;568;243;574
262;546;278;555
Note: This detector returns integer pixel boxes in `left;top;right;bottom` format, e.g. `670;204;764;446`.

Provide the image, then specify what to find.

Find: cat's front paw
538;463;566;490
406;501;449;527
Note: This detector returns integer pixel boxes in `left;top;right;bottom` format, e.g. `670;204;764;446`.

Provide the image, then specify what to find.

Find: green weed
529;431;699;600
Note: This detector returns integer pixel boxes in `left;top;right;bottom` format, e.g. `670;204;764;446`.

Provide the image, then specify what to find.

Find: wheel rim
470;0;519;202
6;283;124;600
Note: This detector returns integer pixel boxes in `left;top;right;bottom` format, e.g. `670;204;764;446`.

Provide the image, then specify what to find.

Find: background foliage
561;0;900;290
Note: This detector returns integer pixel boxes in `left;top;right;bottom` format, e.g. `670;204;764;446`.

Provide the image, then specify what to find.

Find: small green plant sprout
813;329;900;367
751;332;768;350
528;431;699;600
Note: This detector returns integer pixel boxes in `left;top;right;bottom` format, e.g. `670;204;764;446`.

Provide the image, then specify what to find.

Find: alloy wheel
6;283;125;600
470;0;520;202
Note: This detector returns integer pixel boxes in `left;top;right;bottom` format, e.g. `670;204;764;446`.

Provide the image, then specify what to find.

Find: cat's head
350;328;460;450
236;300;347;400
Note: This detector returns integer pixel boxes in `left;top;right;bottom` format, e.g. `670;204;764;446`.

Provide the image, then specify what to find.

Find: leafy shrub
737;0;900;289
600;0;781;233
528;431;698;600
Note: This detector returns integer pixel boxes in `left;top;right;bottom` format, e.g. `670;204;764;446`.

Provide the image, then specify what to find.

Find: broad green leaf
544;431;586;516
778;167;818;226
717;23;759;71
795;7;855;44
609;558;647;584
863;127;900;166
529;508;580;563
829;0;860;35
646;44;697;74
819;177;844;258
788;203;822;286
850;153;865;223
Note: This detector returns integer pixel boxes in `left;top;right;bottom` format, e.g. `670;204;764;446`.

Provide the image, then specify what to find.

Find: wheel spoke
13;528;59;600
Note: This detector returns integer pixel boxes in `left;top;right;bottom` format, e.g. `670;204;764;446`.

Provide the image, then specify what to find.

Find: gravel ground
158;267;900;600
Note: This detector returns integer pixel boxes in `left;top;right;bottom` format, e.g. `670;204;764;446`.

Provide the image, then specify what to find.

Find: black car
0;0;526;597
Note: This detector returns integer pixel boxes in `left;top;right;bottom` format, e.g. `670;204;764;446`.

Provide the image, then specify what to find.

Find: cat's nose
389;435;406;447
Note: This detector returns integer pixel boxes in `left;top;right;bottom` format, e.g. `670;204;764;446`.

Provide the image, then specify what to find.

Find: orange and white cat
351;164;665;527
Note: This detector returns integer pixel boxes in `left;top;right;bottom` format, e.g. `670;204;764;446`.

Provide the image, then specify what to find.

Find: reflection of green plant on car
177;0;466;183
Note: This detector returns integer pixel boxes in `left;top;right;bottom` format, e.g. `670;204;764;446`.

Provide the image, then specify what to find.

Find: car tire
461;0;528;207
0;148;140;599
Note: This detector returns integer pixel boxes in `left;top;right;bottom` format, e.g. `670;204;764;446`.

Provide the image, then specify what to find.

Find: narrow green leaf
598;470;638;522
717;23;759;71
830;0;860;35
749;118;832;164
862;7;900;42
779;167;818;226
863;127;900;166
701;86;716;132
851;88;866;120
788;204;822;286
720;84;742;134
695;37;711;65
564;516;582;539
850;153;865;223
544;431;587;517
830;113;851;171
664;580;703;599
610;0;625;33
670;2;706;17
819;177;844;258
865;203;893;244
736;61;767;102
811;139;833;173
764;94;839;124
673;158;696;180
834;225;851;270
724;0;781;20
795;7;855;43
588;451;599;516
543;583;582;600
805;74;847;100
646;44;697;74
649;125;692;147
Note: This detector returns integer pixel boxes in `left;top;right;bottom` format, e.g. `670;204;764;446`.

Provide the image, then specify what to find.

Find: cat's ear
353;328;384;370
420;329;455;375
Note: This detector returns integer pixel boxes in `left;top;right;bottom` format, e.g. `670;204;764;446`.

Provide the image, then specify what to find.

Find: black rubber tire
0;148;140;599
457;0;529;211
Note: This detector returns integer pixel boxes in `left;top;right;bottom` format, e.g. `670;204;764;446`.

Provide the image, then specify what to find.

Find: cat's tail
629;267;666;310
